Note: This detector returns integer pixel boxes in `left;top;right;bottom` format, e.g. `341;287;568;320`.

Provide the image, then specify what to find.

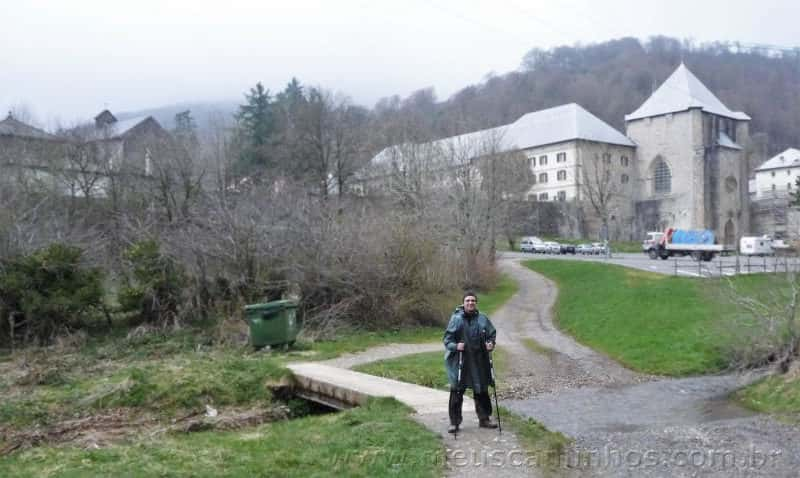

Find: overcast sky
2;0;798;128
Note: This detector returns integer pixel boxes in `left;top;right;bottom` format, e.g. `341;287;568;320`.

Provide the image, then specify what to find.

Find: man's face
463;295;477;313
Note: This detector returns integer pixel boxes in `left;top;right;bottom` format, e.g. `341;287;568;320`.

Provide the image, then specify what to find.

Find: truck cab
642;232;664;259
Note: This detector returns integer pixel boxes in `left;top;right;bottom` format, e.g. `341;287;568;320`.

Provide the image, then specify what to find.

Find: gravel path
316;256;800;477
498;256;800;477
492;259;648;400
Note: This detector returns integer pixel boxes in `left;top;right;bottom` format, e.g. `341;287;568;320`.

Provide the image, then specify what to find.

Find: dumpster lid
245;299;298;312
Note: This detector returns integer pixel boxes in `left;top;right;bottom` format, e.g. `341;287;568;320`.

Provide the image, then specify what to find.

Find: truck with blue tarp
644;228;729;261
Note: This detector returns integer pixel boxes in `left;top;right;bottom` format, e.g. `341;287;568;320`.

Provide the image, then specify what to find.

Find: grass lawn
0;397;443;478
523;260;766;376
0;271;520;475
735;372;800;415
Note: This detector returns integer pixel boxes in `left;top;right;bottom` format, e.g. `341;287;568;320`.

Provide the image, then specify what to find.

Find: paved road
502;251;800;278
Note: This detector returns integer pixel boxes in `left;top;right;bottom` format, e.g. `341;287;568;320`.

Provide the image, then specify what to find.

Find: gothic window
529;157;535;169
557;152;566;163
653;158;671;194
620;156;629;167
539;155;548;166
557;170;567;181
724;176;738;193
539;172;548;183
539;192;548;201
557;191;566;201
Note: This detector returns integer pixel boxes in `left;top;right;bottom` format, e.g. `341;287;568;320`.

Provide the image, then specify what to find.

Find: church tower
625;64;751;245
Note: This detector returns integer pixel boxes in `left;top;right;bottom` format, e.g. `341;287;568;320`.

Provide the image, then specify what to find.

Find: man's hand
485;342;494;352
456;342;465;351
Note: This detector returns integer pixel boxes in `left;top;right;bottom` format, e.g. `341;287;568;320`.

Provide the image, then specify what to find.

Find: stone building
364;64;755;242
625;63;752;245
0;110;173;198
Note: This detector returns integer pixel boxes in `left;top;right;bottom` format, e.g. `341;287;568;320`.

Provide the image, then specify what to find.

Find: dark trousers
449;387;492;425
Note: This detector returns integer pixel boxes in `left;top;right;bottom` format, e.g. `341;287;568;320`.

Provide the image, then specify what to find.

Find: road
502;251;800;278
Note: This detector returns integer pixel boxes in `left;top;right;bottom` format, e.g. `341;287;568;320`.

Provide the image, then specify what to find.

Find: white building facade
364;64;754;242
752;148;800;199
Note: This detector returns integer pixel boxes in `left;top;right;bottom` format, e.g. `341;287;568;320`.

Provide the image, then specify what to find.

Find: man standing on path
444;291;498;433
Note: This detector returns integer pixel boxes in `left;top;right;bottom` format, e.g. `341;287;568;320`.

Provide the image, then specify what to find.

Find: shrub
118;239;188;325
0;243;104;346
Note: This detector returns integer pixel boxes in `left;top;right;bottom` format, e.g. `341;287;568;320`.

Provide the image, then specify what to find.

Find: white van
740;236;773;256
520;237;542;253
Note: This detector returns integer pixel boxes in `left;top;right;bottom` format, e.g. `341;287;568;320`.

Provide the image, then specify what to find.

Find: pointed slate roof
626;64;750;122
83;114;153;140
372;103;634;165
0;112;58;140
755;148;800;172
505;103;635;148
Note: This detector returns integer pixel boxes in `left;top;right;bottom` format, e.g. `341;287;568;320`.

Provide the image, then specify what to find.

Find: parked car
591;242;608;255
532;241;549;253
576;243;593;254
544;241;561;254
560;244;576;254
520;238;540;253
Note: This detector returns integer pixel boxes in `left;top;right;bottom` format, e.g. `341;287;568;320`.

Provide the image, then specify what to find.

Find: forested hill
384;36;800;156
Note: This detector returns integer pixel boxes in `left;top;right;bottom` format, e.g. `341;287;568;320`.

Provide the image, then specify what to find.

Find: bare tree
719;272;800;373
580;148;621;240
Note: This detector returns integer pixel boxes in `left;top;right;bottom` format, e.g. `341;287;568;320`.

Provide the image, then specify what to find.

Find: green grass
294;327;444;361
355;351;449;389
610;240;643;253
0;347;289;428
522;337;554;357
523;260;745;376
0;397;443;478
500;407;571;467
735;373;800;414
475;273;518;316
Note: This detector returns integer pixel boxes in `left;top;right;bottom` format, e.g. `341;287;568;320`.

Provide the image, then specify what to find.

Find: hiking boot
479;418;498;429
447;424;459;434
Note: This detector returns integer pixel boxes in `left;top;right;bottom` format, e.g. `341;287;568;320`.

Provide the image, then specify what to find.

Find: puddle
694;396;755;422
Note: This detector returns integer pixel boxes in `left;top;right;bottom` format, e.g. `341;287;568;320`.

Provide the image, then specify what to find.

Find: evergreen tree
173;110;198;153
792;176;800;207
235;82;275;171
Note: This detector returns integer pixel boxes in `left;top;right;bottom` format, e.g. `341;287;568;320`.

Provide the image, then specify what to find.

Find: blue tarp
671;229;716;245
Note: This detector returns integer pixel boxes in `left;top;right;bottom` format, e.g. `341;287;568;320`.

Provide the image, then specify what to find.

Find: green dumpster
244;300;300;348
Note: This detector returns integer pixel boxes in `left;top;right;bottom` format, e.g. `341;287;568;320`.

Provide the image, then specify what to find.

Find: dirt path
328;256;800;477
491;259;647;400
497;257;800;477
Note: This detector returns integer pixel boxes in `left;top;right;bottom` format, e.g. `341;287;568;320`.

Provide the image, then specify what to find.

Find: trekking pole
455;348;463;440
482;329;502;434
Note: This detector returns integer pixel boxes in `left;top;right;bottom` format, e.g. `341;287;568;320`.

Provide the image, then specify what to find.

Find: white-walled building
752;148;800;199
363;63;754;242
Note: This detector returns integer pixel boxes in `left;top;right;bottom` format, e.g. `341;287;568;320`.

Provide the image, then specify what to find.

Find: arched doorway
724;219;735;246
